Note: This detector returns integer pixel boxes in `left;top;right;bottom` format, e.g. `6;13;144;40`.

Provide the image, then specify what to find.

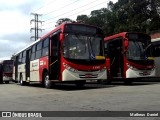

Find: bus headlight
63;63;77;73
127;64;138;71
100;68;106;72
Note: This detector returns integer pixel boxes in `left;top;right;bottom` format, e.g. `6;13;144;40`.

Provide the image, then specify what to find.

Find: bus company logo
40;61;46;66
32;62;38;67
40;61;44;66
85;74;93;77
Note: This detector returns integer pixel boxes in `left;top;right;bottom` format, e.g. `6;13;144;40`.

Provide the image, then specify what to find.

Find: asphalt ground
0;79;160;120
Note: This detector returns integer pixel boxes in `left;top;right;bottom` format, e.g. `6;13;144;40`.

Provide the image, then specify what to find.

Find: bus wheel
5;81;9;84
124;80;132;85
44;72;52;89
75;81;85;88
102;79;112;85
0;78;3;84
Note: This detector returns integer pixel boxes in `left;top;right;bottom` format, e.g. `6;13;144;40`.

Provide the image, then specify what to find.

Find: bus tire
0;80;3;84
44;72;52;89
5;81;9;84
0;78;3;84
103;79;112;85
75;80;85;88
124;80;132;85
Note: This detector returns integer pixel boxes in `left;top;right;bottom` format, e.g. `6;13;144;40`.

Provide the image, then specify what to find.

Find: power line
32;0;58;13
45;0;97;21
43;0;80;16
43;0;108;28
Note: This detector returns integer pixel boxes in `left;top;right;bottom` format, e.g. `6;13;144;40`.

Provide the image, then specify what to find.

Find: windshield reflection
63;34;103;60
3;64;12;73
126;40;151;60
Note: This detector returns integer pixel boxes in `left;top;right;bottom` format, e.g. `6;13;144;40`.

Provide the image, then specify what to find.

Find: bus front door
108;38;124;78
49;33;60;80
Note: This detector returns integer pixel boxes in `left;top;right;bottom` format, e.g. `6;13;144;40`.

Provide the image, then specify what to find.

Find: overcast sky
0;0;117;60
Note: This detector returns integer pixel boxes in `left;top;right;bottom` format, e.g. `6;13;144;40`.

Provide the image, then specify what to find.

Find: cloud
0;11;29;35
0;0;44;60
0;0;118;60
0;33;33;59
0;0;43;14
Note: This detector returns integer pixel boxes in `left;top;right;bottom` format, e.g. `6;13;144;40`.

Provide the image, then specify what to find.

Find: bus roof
41;22;101;40
0;60;13;64
104;32;128;41
104;32;149;41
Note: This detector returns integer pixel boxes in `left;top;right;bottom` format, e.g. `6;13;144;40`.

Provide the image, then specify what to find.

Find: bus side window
31;45;36;61
42;38;49;56
22;50;26;64
18;53;22;64
35;41;42;59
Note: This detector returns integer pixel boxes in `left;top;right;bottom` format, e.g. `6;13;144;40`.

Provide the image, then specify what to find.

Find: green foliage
76;15;89;23
56;18;74;27
75;0;160;36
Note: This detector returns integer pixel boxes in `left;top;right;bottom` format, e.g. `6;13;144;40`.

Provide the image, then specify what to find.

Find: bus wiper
88;36;96;60
144;44;151;52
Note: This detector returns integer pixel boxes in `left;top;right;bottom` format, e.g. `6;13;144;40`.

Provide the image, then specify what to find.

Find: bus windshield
3;64;13;73
126;39;152;61
63;34;103;60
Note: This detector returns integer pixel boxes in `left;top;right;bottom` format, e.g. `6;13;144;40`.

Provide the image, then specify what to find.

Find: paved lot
0;80;160;120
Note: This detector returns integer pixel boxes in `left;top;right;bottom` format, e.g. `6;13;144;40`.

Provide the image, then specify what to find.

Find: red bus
104;32;155;84
12;23;107;88
0;60;13;84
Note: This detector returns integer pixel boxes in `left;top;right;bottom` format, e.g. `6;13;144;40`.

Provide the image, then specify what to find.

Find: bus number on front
93;66;100;69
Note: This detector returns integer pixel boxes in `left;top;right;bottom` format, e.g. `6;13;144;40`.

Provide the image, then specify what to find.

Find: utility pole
30;13;44;41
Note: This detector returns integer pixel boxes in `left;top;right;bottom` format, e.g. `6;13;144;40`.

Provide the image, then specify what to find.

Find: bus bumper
126;68;155;78
3;76;13;81
62;69;107;81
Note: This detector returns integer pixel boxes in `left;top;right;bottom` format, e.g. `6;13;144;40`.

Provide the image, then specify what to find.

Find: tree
55;18;74;27
75;0;160;35
147;0;160;33
76;15;89;23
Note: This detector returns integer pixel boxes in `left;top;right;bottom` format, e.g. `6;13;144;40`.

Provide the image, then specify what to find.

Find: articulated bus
0;60;13;84
12;23;107;88
104;32;155;84
151;38;160;77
